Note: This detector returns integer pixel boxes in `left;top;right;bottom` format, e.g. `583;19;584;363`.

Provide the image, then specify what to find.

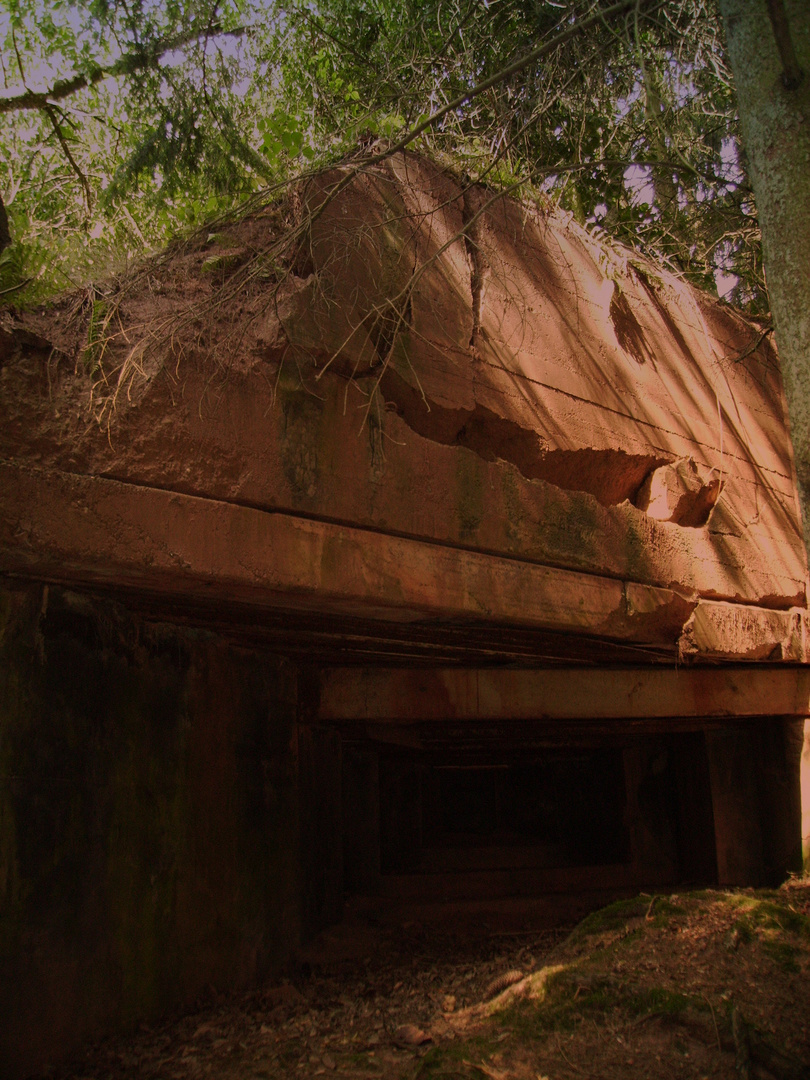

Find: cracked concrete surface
0;152;806;656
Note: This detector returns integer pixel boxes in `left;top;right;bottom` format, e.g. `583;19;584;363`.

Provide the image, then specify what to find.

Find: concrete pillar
623;742;679;885
759;718;804;883
705;726;761;886
298;724;344;935
706;719;803;887
342;745;381;893
802;719;810;873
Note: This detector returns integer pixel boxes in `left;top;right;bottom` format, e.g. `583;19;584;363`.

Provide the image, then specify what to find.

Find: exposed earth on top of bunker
45;882;810;1080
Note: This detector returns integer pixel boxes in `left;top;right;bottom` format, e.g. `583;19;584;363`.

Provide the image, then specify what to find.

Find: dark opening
337;728;720;910
379;750;630;874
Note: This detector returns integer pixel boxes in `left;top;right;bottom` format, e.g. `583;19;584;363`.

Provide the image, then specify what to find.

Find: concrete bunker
1;152;809;1077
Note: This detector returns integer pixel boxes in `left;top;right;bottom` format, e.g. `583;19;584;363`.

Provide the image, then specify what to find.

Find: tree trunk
0;192;10;255
718;0;810;551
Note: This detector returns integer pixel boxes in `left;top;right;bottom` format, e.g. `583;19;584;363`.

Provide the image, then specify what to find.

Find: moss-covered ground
49;881;810;1080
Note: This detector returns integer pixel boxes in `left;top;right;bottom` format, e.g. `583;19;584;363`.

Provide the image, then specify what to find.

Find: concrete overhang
1;462;807;664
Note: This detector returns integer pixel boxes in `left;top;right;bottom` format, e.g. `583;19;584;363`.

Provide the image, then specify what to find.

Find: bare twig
0;277;32;297
555;1031;581;1072
43;105;93;212
0;191;12;255
722;323;774;365
704;994;722;1053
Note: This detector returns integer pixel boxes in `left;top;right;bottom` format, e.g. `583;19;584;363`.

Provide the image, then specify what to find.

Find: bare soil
44;882;810;1080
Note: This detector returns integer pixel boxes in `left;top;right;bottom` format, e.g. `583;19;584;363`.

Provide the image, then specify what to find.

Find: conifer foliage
0;0;763;312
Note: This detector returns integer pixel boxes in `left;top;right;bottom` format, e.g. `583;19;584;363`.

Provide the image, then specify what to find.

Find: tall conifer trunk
718;0;810;547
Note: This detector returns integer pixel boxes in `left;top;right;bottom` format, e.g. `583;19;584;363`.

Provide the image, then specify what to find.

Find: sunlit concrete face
290;154;807;617
0;154;807;652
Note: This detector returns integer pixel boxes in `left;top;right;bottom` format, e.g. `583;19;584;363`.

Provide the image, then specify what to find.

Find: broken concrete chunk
679;601;808;662
635;456;723;527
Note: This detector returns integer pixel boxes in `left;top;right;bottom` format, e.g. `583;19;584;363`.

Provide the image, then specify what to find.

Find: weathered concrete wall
0;584;300;1080
0;154;806;646
1;578;805;1077
6;463;806;664
317;666;810;723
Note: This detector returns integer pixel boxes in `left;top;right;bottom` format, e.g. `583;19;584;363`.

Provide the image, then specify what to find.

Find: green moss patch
414;1034;502;1079
568;896;649;939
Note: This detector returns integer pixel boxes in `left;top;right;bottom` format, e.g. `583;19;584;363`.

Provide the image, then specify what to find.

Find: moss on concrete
278;383;325;500
455;451;484;541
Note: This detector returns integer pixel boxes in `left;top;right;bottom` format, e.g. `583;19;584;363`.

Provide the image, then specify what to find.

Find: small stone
393;1024;431;1046
725;928;741;951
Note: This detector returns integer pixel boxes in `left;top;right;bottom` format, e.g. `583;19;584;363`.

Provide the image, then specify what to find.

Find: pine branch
0;24;246;116
380;0;655;161
306;0;663;229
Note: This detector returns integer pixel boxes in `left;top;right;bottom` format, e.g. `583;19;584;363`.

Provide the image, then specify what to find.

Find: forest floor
49;881;810;1080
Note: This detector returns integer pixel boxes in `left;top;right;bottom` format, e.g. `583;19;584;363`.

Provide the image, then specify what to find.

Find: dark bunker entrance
300;720;738;933
0;581;806;1080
